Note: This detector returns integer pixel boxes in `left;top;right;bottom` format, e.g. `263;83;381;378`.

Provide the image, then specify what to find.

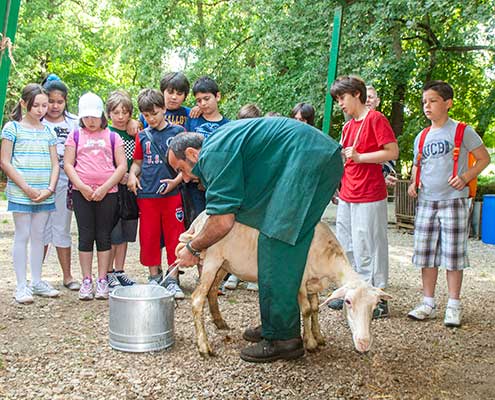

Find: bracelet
185;240;201;257
47;186;55;194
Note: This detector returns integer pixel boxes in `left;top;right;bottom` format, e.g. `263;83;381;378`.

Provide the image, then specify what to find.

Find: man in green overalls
169;117;343;362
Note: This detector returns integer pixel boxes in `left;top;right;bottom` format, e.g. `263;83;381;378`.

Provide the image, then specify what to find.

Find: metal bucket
109;284;175;352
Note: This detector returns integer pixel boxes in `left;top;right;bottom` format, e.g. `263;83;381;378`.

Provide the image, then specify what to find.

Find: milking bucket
109;285;175;352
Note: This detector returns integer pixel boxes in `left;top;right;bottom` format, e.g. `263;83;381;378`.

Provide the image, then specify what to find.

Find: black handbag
118;183;139;220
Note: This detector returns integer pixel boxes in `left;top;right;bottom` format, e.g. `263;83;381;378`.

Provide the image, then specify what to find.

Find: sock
447;298;461;309
423;296;435;308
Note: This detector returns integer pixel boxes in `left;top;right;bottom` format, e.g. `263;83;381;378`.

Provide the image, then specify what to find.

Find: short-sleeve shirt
1;121;56;205
42;114;78;169
185;115;230;139
413;118;483;201
339;110;397;203
65;127;123;193
191;117;343;245
133;123;185;198
139;106;191;129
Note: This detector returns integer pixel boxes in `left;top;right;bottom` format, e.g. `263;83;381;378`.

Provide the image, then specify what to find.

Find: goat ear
328;286;348;300
377;289;393;300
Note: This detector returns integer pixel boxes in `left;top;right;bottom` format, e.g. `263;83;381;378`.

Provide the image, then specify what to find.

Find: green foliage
2;0;495;165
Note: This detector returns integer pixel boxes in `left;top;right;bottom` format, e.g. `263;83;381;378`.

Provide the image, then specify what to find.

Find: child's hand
120;172;129;185
126;119;140;137
385;174;398;187
189;106;202;119
127;174;141;195
343;146;361;163
25;187;41;200
80;184;94;201
92;186;108;202
448;175;467;191
407;182;418;198
32;189;51;203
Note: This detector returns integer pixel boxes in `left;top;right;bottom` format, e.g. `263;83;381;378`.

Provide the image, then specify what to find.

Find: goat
177;211;391;357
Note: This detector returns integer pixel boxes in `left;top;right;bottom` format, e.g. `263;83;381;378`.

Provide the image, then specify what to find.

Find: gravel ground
0;203;494;400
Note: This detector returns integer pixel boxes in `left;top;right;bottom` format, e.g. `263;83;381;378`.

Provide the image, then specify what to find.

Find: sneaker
14;286;34;304
148;274;163;286
444;306;462;327
31;281;60;298
246;282;259;291
224;275;240;290
165;279;185;300
95;278;109;300
373;300;389;319
218;282;226;296
115;271;135;287
107;272;120;291
407;303;436;320
78;277;94;301
327;298;344;310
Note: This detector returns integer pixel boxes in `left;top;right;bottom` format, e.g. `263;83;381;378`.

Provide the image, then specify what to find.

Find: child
328;75;399;318
0;83;60;304
127;89;186;299
64;92;127;301
407;80;490;327
106;90;138;289
290;102;315;126
237;103;262;119
41;74;80;291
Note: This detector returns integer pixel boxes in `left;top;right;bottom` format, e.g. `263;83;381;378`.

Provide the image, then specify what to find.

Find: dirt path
0;205;494;400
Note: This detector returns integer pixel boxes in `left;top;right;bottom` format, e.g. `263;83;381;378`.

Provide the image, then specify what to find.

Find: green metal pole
322;5;343;136
0;0;21;127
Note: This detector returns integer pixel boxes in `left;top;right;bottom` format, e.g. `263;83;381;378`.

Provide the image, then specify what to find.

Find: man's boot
242;325;262;342
240;338;304;363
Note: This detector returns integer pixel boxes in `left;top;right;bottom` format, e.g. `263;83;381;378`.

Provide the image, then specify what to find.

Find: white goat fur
178;211;392;357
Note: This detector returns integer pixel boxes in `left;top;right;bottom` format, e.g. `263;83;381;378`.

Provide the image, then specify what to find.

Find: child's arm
0;139;41;200
448;144;491;191
64;146;94;201
92;145;127;201
127;160;143;195
343;142;399;164
33;145;60;203
408;165;418;198
158;172;183;195
189;106;202;119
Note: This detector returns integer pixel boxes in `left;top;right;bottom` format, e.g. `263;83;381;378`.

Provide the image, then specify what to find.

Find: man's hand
176;245;200;267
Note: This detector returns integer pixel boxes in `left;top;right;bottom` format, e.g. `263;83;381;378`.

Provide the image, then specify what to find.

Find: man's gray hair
169;132;204;160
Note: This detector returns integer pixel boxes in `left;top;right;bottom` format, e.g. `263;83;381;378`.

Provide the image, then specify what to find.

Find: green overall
192;118;343;340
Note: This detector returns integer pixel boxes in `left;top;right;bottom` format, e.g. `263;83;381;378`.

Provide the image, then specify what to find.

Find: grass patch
2;220;8;224
0;191;5;201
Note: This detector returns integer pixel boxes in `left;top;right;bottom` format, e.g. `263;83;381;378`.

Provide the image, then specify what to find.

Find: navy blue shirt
139;106;191;129
133;123;185;199
185;115;230;139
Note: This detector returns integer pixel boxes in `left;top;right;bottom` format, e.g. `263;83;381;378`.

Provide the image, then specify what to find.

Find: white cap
78;92;104;118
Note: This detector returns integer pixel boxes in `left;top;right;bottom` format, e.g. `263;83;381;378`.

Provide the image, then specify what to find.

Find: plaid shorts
412;198;470;270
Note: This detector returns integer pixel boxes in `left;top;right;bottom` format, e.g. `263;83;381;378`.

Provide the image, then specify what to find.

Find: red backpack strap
415;127;431;188
452;122;467;178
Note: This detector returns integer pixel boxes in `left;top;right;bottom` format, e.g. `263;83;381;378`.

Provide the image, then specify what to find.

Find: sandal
63;281;81;291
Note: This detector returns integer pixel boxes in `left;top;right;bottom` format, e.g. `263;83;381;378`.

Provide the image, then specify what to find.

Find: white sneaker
165;280;185;300
95;278;109;300
224;275;240;290
78;277;94;301
246;282;259;291
31;281;60;298
407;303;436;320
444;306;462;327
14;286;34;304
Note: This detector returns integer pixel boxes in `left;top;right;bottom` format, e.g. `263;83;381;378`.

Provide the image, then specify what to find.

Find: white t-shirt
42;113;79;168
413;118;483;201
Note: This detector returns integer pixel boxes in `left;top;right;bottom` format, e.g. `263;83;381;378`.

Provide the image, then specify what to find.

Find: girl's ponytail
10;101;23;121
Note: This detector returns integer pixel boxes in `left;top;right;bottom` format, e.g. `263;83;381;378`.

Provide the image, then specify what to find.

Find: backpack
415;122;477;197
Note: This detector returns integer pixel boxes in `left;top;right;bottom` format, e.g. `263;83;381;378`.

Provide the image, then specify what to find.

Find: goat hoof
304;339;318;352
214;320;229;330
316;338;326;346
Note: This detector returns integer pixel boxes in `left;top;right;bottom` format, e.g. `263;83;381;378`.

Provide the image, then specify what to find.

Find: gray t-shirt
413;118;483;201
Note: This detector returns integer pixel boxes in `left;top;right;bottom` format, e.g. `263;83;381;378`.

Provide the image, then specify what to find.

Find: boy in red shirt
329;75;399;317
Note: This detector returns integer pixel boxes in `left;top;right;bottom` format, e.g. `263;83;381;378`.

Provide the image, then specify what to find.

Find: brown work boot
242;325;262;342
240;338;304;363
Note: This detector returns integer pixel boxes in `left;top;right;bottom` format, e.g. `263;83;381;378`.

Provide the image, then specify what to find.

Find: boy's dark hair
137;88;165;112
160;72;190;96
10;83;47;121
79;114;108;129
106;90;134;117
290;102;316;126
330;75;367;104
237;103;262;119
192;76;219;96
423;80;454;101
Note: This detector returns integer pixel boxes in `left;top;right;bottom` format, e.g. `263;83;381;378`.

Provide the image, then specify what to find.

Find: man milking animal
168;117;343;363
